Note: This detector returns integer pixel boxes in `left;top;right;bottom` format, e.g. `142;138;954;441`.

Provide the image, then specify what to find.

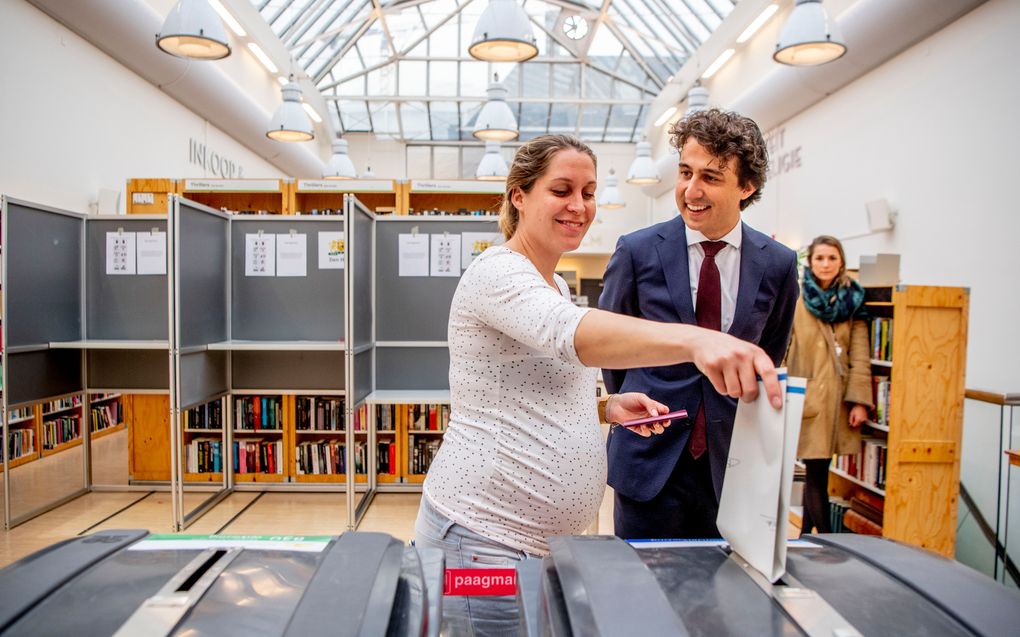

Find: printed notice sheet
461;231;501;269
245;233;276;276
107;232;136;275
136;231;167;275
431;233;462;277
318;231;345;269
276;233;308;277
398;233;430;277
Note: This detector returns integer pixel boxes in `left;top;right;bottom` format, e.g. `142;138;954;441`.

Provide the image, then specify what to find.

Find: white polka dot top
423;246;604;556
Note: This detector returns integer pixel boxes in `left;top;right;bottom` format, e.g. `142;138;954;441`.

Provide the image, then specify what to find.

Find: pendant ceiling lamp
469;0;538;62
476;142;509;180
598;169;625;210
473;75;519;142
267;79;314;142
685;84;710;116
324;139;357;179
361;166;377;179
774;0;847;66
626;139;660;185
156;0;231;60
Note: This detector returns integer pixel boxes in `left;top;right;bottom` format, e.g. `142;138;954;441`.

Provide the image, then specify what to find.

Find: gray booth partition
347;195;375;526
1;198;87;527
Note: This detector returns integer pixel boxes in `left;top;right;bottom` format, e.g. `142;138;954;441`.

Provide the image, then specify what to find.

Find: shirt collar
686;221;743;249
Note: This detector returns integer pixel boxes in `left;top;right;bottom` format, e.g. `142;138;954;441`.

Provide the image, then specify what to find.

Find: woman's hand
606;392;671;438
849;404;868;428
687;329;783;409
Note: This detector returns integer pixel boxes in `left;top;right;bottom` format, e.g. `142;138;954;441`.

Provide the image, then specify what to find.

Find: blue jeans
414;496;526;637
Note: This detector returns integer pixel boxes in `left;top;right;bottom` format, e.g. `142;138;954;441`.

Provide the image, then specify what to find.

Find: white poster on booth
398;233;430;277
318;231;345;269
245;233;276;276
431;233;461;277
106;231;136;275
277;233;307;277
461;232;502;269
136;232;167;275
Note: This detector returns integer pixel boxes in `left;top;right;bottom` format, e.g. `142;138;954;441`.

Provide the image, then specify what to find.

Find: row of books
6;428;35;460
834;438;888;490
185;438;286;475
872;376;891;427
296;396;344;431
870;317;893;361
828;498;850;533
409;435;442;475
235;396;284;431
42;416;80;449
44;395;82;415
90;402;122;433
184;401;223;430
378;403;450;432
296;440;347;475
7;406;34;423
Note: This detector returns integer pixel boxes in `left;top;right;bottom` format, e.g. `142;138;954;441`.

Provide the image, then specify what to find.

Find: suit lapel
729;222;767;336
656;218;696;324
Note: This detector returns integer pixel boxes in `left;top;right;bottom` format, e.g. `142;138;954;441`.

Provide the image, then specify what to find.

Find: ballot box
516;534;1020;637
0;530;442;637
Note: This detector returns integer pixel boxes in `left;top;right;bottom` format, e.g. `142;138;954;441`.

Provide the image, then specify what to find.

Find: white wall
652;0;1020;391
0;1;282;214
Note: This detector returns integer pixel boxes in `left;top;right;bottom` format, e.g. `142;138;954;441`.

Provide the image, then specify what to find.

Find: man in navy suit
600;109;799;539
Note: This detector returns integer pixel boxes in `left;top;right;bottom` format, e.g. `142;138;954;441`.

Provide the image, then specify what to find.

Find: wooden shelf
233;429;284;434
831;467;886;496
42;404;83;417
92;422;126;440
407;429;446;435
864;420;890;432
7;415;36;426
41;437;82;457
295;429;346;434
870;359;892;367
293;473;347;483
4;452;38;469
184;428;224;433
234;473;287;482
90;394;122;404
184;472;223;482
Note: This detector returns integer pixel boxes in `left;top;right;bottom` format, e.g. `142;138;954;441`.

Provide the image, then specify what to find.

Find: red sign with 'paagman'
444;568;517;596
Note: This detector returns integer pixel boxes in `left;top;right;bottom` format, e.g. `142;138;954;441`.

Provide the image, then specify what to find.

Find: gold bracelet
598;394;614;424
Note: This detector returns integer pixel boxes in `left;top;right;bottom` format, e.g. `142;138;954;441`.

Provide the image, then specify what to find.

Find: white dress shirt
686;222;742;333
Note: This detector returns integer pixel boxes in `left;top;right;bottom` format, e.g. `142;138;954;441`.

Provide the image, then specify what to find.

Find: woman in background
786;235;873;535
415;134;783;636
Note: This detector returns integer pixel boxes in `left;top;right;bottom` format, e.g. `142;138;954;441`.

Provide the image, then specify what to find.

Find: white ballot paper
106;231;136;275
717;371;806;582
136;232;167;275
430;233;461;277
318;231;345;269
276;233;308;277
398;233;430;277
245;233;276;277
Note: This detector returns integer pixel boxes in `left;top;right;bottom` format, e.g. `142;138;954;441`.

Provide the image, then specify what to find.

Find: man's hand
687;328;783;409
606;392;672;438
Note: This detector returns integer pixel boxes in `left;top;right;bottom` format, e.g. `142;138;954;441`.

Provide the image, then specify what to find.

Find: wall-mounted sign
189;138;245;179
764;128;802;179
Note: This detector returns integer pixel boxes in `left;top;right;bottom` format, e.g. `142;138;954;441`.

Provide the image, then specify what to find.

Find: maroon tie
690;240;727;459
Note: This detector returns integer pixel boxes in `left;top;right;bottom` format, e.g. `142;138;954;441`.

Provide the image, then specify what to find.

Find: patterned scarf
801;268;866;323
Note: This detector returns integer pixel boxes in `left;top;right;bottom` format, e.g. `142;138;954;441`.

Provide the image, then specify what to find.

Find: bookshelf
40;394;83;456
828;285;969;557
404;180;502;216
4;405;39;469
179;178;293;215
89;393;124;441
293;179;401;216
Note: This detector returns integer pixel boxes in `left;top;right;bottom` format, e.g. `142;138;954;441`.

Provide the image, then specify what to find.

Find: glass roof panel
250;0;736;141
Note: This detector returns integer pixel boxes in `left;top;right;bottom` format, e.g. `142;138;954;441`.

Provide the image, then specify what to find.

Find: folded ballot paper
716;371;806;583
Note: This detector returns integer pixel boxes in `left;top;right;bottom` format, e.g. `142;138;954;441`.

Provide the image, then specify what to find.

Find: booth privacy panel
353;350;373;405
6;350;83;407
177;200;229;348
179;351;229;409
350;200;373;349
85;219;168;341
231;351;345;391
374;218;498;342
375;348;449;391
230;218;345;342
87;350;169;390
4;200;83;347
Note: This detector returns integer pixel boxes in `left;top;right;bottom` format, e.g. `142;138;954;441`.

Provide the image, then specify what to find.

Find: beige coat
785;299;874;459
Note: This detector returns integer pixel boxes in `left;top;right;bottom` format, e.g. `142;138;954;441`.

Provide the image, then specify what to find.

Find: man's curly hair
669;108;768;210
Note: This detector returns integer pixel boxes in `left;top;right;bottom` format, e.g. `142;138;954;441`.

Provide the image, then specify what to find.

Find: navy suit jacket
600;217;799;503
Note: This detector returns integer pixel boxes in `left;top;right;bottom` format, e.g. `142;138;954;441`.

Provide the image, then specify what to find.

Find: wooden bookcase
4;405;40;470
404;180;502;216
293;179;401;216
828;284;969;557
179;178;293;215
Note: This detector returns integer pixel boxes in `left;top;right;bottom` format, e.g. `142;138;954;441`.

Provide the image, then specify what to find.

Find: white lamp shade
598;170;625;209
324;139;357;179
473;80;519;141
267;82;314;142
469;0;538;62
156;0;231;60
476;142;509;180
627;140;660;185
774;0;847;66
685;85;710;116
